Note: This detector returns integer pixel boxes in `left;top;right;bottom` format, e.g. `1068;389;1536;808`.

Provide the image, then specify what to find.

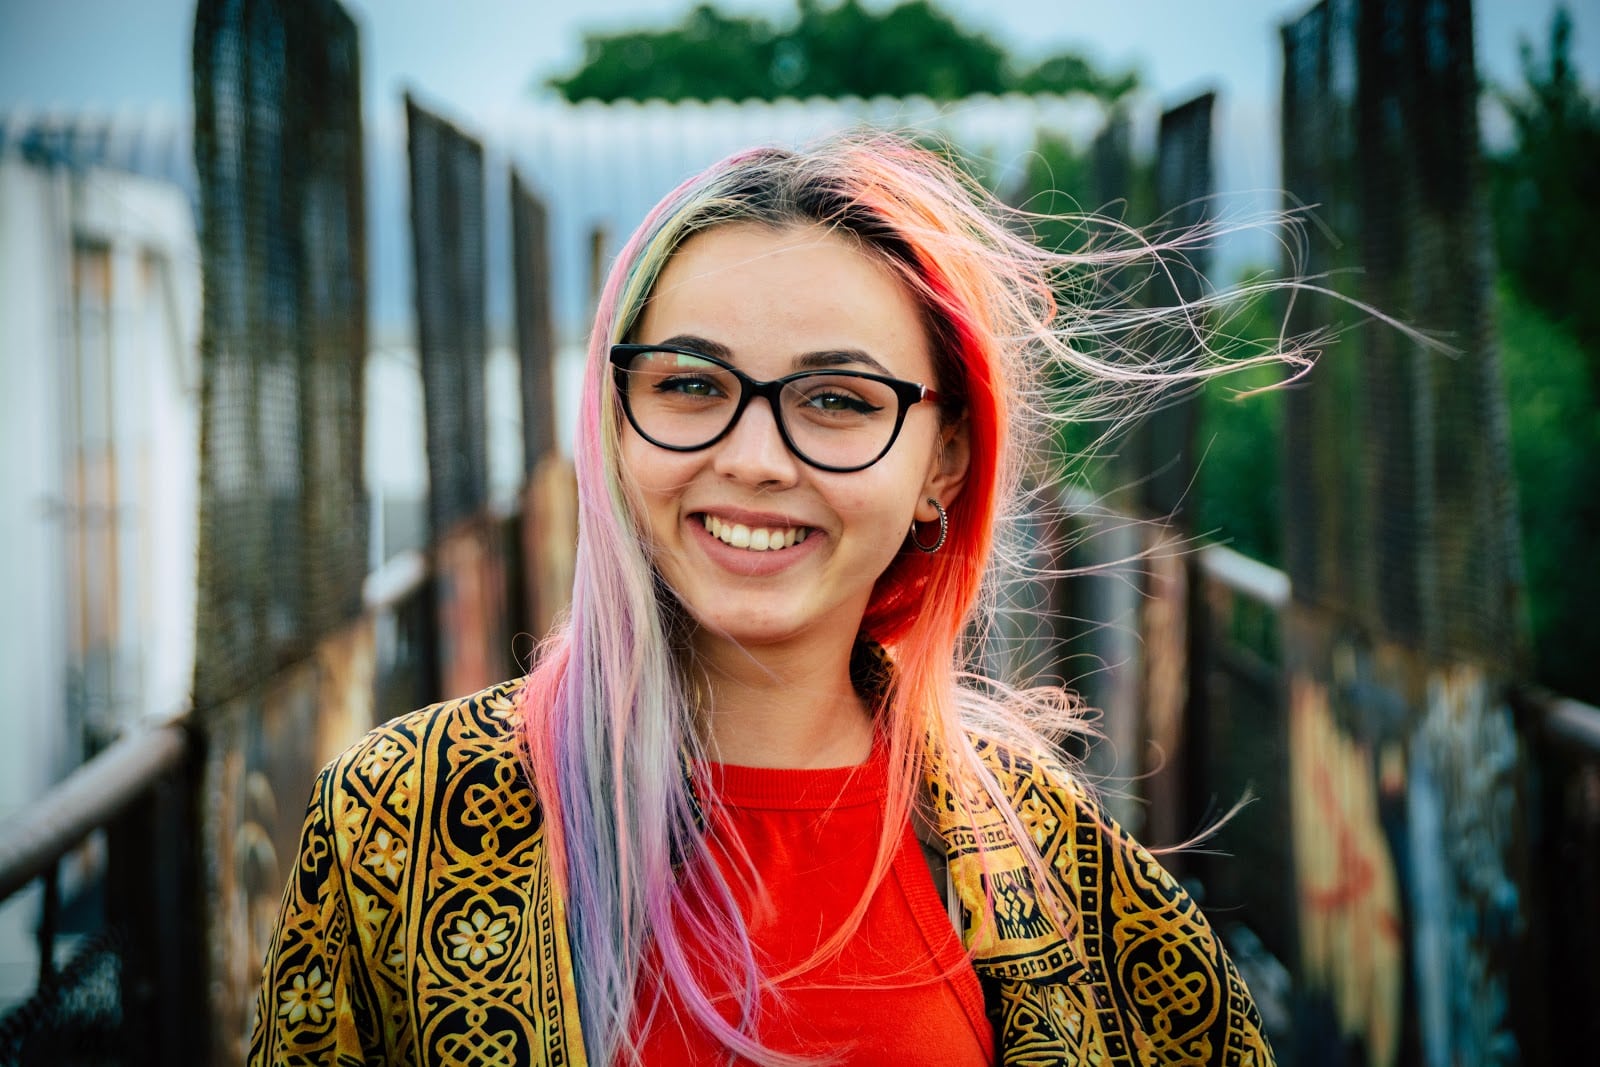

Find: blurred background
0;0;1596;1063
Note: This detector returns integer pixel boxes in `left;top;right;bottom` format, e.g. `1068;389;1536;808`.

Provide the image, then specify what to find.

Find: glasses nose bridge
727;371;791;436
718;370;795;456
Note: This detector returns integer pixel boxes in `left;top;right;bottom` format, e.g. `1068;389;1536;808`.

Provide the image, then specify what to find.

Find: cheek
832;480;920;550
622;432;683;489
619;438;695;534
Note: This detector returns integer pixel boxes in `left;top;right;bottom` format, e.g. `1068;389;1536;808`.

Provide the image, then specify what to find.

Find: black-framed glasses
610;344;943;473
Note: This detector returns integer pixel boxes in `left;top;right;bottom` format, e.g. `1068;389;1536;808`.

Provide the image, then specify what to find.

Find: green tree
548;6;781;104
1490;7;1600;370
545;0;1137;103
1498;284;1600;703
1490;6;1600;702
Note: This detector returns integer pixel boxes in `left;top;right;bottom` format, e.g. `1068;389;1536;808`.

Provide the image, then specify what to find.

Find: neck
691;631;873;769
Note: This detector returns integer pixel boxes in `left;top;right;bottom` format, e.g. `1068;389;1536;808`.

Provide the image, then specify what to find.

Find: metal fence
0;726;199;1065
1185;549;1600;1066
1247;2;1531;1064
407;95;489;543
191;0;369;710
1282;0;1521;664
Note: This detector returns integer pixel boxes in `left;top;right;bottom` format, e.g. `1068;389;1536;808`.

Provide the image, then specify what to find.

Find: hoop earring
910;497;948;554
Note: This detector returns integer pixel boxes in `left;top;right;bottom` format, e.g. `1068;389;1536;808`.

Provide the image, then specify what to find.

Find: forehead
635;223;931;376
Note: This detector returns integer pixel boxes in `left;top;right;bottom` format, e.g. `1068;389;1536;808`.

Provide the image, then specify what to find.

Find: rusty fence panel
510;170;576;647
406;96;489;543
191;1;373;1059
1281;0;1371;626
512;170;557;469
1134;91;1213;526
191;0;368;710
1271;1;1533;1064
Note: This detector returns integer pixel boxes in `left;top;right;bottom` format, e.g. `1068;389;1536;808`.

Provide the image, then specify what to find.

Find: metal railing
1192;539;1600;1066
0;720;203;1065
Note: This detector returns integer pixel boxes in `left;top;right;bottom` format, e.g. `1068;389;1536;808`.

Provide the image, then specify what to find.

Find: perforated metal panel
192;0;368;707
405;97;488;540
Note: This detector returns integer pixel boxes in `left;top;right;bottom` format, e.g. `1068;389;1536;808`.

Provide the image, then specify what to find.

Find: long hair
517;130;1310;1065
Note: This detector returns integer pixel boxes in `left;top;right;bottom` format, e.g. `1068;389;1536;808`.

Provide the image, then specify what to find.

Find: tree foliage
546;0;1137;103
1498;283;1600;703
1490;6;1600;702
1490;7;1600;373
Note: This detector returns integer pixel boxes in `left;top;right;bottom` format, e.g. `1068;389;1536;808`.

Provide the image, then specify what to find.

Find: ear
917;417;970;523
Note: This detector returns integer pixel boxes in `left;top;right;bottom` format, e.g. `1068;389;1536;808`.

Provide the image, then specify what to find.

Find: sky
5;0;1591;347
1;0;1595;127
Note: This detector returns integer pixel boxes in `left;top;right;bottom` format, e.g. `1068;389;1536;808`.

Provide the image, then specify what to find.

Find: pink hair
517;130;1308;1065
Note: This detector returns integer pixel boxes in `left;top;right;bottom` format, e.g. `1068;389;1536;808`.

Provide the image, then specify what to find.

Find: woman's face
620;222;966;659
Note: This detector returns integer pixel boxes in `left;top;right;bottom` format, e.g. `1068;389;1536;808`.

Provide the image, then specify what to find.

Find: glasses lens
780;373;900;470
616;349;909;470
618;349;741;449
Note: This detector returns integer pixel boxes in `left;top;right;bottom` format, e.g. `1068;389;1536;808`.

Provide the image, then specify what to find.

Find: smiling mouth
700;514;811;551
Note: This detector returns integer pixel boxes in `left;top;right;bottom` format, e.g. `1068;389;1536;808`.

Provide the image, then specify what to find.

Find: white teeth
700;514;810;552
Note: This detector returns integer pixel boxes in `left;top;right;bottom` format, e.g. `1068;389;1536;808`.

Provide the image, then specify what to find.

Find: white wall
0;158;200;1007
0;160;75;813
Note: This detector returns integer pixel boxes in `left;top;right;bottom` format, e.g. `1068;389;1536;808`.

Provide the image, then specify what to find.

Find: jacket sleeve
972;743;1276;1066
248;761;381;1067
1080;793;1276;1066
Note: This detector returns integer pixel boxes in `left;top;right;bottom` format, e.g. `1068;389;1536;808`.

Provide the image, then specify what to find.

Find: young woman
252;133;1278;1065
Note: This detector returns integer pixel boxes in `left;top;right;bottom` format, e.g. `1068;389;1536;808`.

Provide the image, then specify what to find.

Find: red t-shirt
632;753;994;1065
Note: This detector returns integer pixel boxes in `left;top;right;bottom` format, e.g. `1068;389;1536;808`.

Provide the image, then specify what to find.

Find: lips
701;513;811;551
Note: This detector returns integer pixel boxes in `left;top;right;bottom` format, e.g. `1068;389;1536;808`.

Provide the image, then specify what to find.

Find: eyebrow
656;334;895;377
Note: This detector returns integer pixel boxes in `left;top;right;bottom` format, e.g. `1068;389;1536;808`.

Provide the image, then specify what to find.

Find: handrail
1197;543;1292;610
1516;685;1600;757
0;722;188;903
1190;543;1600;758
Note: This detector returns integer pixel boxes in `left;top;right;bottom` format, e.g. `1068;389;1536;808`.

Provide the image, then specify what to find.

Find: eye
790;374;890;419
653;373;726;399
801;388;881;415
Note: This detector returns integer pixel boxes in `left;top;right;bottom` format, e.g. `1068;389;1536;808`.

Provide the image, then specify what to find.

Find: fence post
106;739;205;1065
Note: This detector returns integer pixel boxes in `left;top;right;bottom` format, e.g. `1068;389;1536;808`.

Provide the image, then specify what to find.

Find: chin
682;599;839;654
692;616;809;650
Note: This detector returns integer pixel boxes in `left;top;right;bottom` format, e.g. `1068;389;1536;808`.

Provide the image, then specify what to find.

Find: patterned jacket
249;678;1274;1066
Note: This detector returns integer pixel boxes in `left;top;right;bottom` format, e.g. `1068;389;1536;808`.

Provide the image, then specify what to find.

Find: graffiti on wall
1289;674;1403;1067
1406;665;1522;1067
204;618;377;1063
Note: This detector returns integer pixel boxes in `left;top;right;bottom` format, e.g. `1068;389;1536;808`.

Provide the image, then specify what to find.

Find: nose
710;395;800;487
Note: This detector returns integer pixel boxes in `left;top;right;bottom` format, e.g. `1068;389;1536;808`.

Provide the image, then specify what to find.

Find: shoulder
964;730;1202;936
303;678;539;887
963;732;1275;1064
964;730;1102;847
320;677;531;809
254;679;545;1062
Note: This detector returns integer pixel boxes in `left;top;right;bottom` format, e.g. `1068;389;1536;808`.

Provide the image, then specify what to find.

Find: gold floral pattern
360;827;407;882
446;908;512;966
1018;791;1059;848
249;673;1274;1066
277;966;334;1026
358;737;402;782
